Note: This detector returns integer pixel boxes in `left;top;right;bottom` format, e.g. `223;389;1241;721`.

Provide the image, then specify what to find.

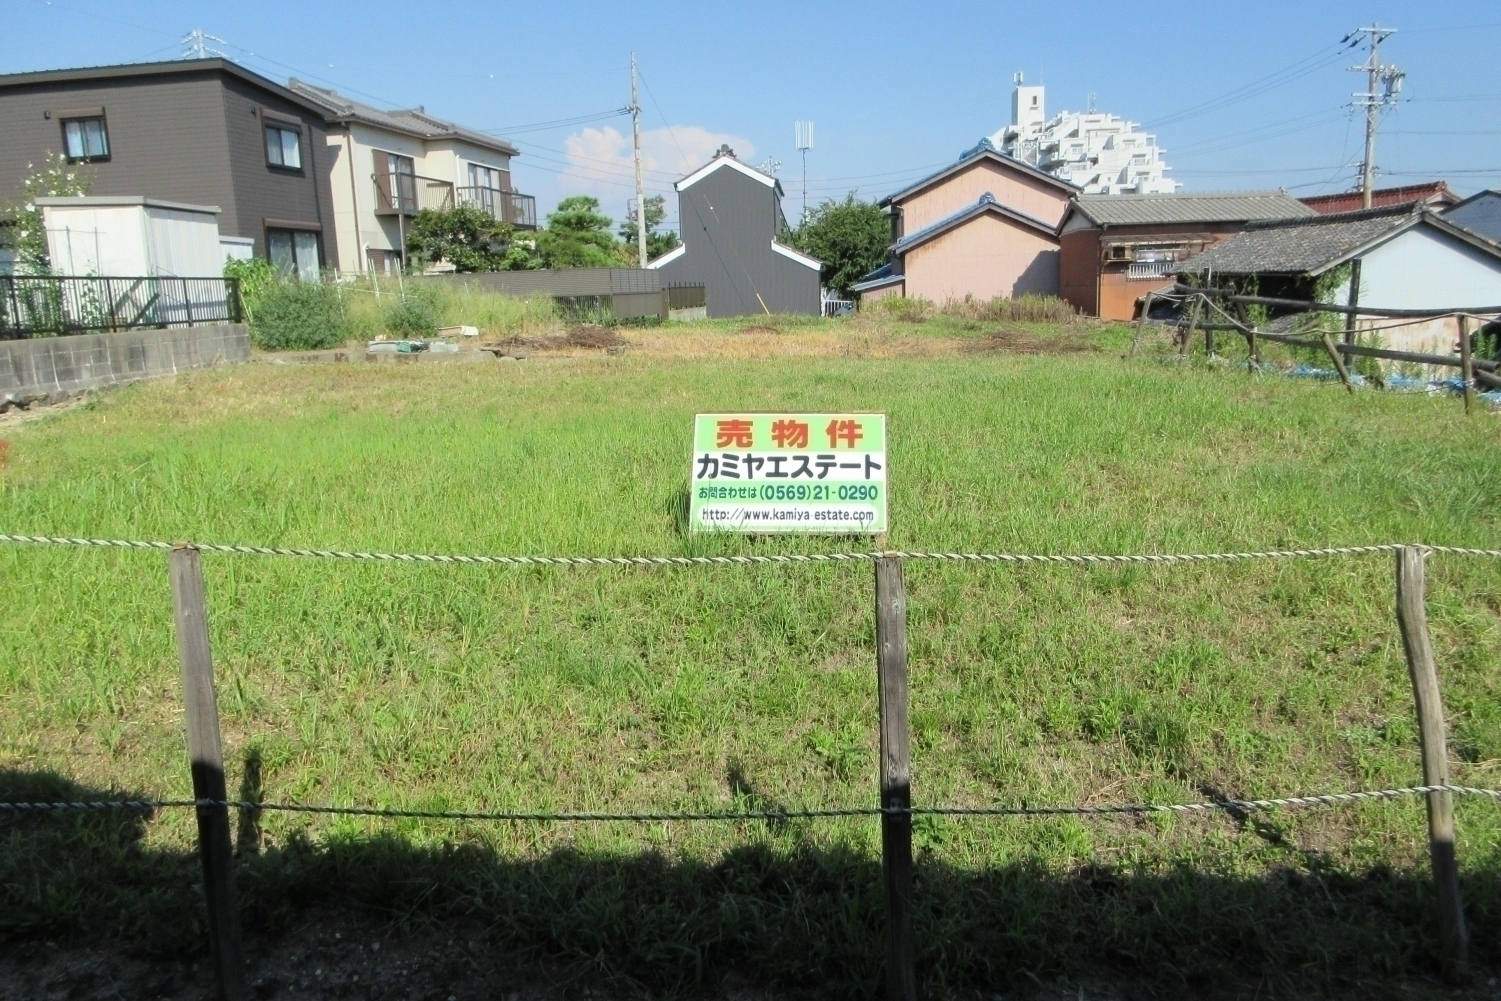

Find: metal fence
0;275;243;340
667;283;706;310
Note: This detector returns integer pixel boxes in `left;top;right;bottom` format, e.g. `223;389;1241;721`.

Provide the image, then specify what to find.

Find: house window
267;228;320;281
264;123;303;169
467;163;504;191
62;116;110;162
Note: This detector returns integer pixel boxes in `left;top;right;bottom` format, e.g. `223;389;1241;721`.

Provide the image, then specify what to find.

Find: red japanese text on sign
825;418;863;449
770;419;810;448
715;419;755;449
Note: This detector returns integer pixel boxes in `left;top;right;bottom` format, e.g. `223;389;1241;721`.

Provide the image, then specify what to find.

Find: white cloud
559;125;756;198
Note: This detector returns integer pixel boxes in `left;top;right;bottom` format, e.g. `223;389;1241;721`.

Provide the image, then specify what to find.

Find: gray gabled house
648;146;821;317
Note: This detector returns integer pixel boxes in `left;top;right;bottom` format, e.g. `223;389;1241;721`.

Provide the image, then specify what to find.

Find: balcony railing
372;172;455;215
1126;261;1175;281
456;186;538;229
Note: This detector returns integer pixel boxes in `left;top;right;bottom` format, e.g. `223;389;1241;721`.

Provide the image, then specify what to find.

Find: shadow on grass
2;767;1497;997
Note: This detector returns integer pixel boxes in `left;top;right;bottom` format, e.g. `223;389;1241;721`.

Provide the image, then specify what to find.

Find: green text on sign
689;413;888;534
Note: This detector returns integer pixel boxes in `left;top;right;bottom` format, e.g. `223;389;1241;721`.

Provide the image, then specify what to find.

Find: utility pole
631;53;647;268
1347;24;1403;209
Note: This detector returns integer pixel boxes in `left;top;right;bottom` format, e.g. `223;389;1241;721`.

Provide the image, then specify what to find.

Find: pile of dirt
488;326;627;354
564;325;626;350
967;328;1099;355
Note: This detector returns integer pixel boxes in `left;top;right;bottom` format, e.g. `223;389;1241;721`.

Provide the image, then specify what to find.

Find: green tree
2;151;93;272
617;194;680;261
404;204;516;272
789;193;891;297
538;195;617;268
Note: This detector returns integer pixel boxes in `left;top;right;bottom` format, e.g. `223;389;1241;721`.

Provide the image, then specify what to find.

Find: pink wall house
852;139;1078;303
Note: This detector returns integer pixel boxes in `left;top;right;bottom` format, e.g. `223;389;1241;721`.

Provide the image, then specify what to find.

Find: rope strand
4;785;1496;823
1;533;1497;566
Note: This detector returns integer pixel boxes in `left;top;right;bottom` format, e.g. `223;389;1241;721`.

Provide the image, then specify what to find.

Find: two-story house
0;58;337;278
288;81;535;275
853;138;1079;303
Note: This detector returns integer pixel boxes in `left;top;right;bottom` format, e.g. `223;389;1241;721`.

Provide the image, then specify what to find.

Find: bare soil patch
967;327;1100;354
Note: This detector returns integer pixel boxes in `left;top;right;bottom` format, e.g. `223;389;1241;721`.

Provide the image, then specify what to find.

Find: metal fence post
876;555;916;1001
169;545;249;1001
1395;546;1469;983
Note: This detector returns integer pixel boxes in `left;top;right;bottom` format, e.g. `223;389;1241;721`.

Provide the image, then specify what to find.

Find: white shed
37;196;225;278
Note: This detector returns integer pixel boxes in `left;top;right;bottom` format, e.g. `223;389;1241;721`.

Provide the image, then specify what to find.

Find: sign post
689;413;887;534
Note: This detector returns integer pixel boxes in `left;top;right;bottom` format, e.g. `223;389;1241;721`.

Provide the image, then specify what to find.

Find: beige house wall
899;161;1070;233
857;282;905;304
324;126;514;274
902;214;1060;302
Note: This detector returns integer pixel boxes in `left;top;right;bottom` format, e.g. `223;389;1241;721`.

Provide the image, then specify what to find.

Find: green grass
2;328;1500;994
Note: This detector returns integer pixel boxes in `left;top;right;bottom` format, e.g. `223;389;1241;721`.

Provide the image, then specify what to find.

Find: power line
1142;42;1351;130
480;108;630;136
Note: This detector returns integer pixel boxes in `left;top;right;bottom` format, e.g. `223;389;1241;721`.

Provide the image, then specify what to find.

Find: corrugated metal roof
1069;191;1315;227
289;80;519;156
1176;205;1415;275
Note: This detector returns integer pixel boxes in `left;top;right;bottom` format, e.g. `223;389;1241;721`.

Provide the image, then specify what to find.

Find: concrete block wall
0;323;250;404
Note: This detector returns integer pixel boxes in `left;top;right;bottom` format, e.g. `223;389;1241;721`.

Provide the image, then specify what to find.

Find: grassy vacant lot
2;315;1500;996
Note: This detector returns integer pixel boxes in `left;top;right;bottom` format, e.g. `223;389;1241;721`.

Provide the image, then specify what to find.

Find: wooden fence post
169;545;249;1001
1180;295;1202;360
1131;293;1153;356
1320;332;1356;394
1395;546;1469;983
1459;316;1474;415
876;555;916;1001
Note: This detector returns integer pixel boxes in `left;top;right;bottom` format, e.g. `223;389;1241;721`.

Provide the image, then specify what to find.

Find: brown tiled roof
1176;205;1418;275
1300;181;1457;215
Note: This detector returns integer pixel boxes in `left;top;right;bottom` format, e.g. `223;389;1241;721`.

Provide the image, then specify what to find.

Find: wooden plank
1131;292;1153;357
1180;295;1202;359
1395;547;1470;983
169;545;249;1001
1172;282;1501;319
1459;316;1474;415
1320;332;1356;394
875;555;916;1001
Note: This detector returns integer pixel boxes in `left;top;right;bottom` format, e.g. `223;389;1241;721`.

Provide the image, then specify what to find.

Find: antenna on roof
1087;91;1097;114
181;27;228;60
795;120;813;225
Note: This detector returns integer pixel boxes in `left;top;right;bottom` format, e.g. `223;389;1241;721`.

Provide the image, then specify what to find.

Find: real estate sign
689;413;888;533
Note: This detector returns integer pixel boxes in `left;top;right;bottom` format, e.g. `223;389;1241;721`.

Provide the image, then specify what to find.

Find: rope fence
6;784;1501;822
2;532;1499;565
4;532;1495;995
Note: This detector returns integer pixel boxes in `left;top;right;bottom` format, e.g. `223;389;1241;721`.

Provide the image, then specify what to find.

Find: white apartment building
989;75;1178;195
289;81;536;276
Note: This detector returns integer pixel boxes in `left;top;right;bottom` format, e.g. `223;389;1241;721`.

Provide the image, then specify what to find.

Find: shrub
223;257;278;322
248;279;347;351
384;297;439;339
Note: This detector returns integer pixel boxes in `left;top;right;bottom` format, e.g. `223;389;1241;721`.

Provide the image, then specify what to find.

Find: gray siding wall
433;268;662;297
0;67;334;265
0;72;236;221
220;75;337;263
659;165;820;317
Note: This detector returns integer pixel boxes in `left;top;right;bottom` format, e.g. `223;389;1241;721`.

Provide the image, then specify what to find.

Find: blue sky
7;0;1500;233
